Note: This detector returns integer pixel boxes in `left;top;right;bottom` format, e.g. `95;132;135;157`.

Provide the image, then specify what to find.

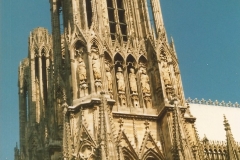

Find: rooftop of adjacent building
187;98;240;142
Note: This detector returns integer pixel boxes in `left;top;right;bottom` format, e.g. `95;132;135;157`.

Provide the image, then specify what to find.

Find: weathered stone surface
15;1;240;160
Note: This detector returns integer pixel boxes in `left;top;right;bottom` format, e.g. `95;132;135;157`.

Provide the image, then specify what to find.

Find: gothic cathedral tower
17;0;203;159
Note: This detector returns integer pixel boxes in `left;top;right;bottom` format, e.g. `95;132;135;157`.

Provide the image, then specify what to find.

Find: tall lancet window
107;0;116;40
86;0;93;28
117;0;127;41
107;0;127;41
147;0;157;37
41;49;47;105
35;49;39;80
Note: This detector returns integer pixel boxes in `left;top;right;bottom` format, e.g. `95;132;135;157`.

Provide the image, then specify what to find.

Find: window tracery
106;0;128;41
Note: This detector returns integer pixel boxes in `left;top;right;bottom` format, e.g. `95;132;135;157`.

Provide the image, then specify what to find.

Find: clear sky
0;0;240;159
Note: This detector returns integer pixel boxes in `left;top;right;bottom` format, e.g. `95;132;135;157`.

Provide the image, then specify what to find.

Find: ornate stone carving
77;56;88;97
91;48;101;80
116;66;127;106
116;67;125;93
140;68;150;95
77;57;87;82
79;144;94;159
105;61;113;92
140;67;152;108
129;68;138;94
128;67;139;107
161;61;171;87
91;46;102;92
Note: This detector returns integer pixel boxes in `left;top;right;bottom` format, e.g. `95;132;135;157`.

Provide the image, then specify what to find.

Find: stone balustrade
186;97;240;108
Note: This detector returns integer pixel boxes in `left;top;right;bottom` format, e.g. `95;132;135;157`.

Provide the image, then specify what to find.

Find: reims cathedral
15;0;240;159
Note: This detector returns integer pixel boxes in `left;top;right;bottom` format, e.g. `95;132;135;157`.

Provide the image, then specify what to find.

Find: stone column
70;49;77;100
88;52;95;94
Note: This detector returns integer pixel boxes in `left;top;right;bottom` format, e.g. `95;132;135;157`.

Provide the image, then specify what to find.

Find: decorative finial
202;134;209;143
118;118;124;130
223;115;231;131
144;120;150;131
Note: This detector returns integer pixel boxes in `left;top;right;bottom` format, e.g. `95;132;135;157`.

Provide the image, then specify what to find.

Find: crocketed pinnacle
223;115;240;160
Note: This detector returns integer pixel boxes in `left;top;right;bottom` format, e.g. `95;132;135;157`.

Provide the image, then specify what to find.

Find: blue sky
0;1;240;159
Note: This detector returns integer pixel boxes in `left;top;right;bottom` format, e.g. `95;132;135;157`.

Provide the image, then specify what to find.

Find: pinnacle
223;115;231;131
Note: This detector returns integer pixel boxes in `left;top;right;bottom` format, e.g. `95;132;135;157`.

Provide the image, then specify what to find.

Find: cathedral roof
187;98;240;142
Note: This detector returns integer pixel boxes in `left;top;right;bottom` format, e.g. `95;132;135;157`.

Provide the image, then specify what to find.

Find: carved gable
139;131;164;159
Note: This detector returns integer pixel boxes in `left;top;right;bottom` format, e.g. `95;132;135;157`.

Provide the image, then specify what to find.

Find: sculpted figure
161;61;171;86
129;68;138;93
105;62;112;91
92;54;101;79
140;68;150;94
77;57;87;82
116;67;125;92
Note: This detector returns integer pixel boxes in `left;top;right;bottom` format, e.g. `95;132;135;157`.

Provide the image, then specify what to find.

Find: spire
170;36;178;58
223;115;240;160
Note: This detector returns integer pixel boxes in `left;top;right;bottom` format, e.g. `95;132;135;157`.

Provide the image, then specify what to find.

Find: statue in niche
116;67;125;92
75;47;84;57
77;56;87;82
105;61;112;91
161;61;171;87
92;47;101;80
140;68;150;94
129;68;138;94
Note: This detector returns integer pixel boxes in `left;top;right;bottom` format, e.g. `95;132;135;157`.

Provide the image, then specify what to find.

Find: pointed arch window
86;0;93;28
41;49;47;105
35;50;39;79
146;0;157;37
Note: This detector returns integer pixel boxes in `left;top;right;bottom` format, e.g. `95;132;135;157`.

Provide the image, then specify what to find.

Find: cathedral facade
15;0;240;159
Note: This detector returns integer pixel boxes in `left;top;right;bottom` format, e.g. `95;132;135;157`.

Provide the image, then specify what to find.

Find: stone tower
15;0;240;160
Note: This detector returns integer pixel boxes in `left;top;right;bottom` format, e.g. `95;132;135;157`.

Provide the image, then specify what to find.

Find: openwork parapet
186;97;240;108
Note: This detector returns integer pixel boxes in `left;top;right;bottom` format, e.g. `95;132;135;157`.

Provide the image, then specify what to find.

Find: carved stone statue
161;61;171;86
129;68;138;94
105;62;112;91
92;54;101;80
116;67;125;92
140;68;150;94
77;57;87;82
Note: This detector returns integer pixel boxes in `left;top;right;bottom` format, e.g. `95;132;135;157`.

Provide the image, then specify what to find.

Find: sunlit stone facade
15;0;240;159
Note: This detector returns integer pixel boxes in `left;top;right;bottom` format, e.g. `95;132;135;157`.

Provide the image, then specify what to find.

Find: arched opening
138;55;152;108
138;55;148;66
122;147;138;160
24;80;29;122
41;49;47;105
74;40;88;98
34;49;39;80
142;149;163;160
85;0;92;28
126;54;139;107
146;0;157;37
114;53;126;106
114;53;124;69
